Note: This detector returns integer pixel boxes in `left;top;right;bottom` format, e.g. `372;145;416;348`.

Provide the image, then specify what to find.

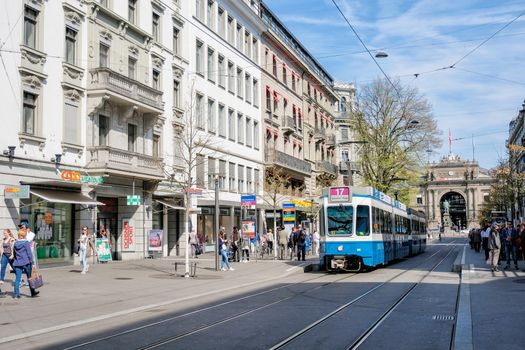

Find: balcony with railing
86;146;164;180
88;67;164;112
316;160;338;175
265;150;311;176
314;127;326;141
281;115;297;135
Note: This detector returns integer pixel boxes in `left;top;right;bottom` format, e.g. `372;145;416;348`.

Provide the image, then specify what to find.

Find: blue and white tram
319;186;426;272
407;208;427;255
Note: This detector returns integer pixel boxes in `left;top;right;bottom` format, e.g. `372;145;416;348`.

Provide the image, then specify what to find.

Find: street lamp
214;175;220;271
375;51;388;58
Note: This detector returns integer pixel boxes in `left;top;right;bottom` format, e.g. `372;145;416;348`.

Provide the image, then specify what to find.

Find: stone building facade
416;154;494;231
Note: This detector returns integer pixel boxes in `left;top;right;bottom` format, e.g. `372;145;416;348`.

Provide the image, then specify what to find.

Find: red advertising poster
122;219;135;252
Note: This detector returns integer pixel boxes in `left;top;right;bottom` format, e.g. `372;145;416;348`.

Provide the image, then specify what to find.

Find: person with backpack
296;226;306;261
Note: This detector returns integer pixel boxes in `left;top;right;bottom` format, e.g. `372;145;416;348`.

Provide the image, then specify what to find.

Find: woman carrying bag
12;229;39;298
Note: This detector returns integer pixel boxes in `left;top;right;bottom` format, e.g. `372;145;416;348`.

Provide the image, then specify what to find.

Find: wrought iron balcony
281;116;297;135
265;150;311;176
316;160;338;175
87;146;164;180
88;67;164;111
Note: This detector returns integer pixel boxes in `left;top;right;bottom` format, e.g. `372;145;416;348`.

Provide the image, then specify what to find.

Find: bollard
190;262;197;277
174;262;178;273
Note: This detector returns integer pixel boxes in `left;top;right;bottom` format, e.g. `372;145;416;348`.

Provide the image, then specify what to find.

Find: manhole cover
432;315;455;321
114;277;133;280
513;279;525;284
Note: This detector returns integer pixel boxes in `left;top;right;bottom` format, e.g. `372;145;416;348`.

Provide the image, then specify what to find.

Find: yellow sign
508;144;525;152
290;199;312;207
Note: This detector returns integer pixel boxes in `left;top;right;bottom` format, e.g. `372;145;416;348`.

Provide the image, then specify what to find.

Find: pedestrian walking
189;230;198;258
12;229;39;298
267;229;274;255
296;226;306;261
503;221;519;270
78;227;90;274
312;229;320;256
278;226;288;260
472;228;481;253
1;229;16;292
218;232;234;271
488;225;501;272
481;224;490;260
231;227;240;262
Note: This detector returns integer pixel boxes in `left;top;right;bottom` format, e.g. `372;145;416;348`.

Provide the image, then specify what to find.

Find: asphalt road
4;239;463;350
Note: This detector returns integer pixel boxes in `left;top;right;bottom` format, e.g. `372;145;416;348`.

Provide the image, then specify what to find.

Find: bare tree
262;165;291;258
351;78;441;198
163;82;218;277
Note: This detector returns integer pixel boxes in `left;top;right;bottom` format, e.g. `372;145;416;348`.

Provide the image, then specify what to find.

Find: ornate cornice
20;46;47;66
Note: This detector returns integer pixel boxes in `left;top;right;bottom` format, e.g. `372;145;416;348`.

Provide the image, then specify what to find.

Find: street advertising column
282;203;296;237
122;218;135;252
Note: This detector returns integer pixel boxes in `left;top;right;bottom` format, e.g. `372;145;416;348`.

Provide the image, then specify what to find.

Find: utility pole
215;176;219;271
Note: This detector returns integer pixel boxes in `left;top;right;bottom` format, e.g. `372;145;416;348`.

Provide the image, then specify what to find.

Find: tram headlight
337;245;343;252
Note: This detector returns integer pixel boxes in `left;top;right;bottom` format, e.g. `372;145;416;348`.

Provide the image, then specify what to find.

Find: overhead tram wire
330;0;400;96
453;67;525;87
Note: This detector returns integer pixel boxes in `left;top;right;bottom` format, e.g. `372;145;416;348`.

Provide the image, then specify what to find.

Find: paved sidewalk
455;242;525;350
0;252;315;346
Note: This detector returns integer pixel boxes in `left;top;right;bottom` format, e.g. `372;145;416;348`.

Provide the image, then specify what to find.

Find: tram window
319;206;326;237
372;207;380;234
356;205;370;236
327;205;353;236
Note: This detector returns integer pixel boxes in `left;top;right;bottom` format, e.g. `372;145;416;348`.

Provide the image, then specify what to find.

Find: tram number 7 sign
329;187;351;202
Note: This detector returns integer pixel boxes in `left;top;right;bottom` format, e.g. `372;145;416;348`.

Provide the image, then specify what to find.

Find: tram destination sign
329;186;351;202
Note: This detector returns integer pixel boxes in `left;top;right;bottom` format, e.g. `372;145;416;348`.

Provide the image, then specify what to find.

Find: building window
207;157;216;189
99;43;109;67
341;149;349;161
227;61;234;93
99;115;109;146
246;167;253;193
196;94;204;129
173;80;180;108
24;7;38;48
207;48;215;82
237;113;244;144
245;74;251;103
254;121;260;149
153;134;160;159
266;87;271;111
229;162;235;191
196;154;205;187
196;0;204;20
254;169;260;193
128;57;136;79
252;38;258;62
292;75;296;91
246;118;252;147
228;108;235;141
237;165;244;193
227;16;234;45
152;12;160;41
218;55;225;87
272;55;277;76
196;40;204;75
236;68;243;98
152;69;160;89
218;104;226;137
207;98;216;134
64;101;79;144
206;0;214;29
282;65;287;85
244;30;250;56
253;79;259;107
65;27;77;65
341;127;349;141
218;7;225;38
219;160;226;190
128;123;137;152
173;27;180;56
128;0;137;24
22;92;36;135
236;24;242;50
416;196;423;205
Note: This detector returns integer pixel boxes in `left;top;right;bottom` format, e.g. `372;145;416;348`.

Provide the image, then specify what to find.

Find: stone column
471;188;476;220
431;190;436;220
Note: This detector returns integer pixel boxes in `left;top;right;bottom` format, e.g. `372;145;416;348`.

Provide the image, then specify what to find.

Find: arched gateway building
416;154;495;231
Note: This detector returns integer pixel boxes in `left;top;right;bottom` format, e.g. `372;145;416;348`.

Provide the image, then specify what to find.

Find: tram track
270;241;459;350
64;242;459;350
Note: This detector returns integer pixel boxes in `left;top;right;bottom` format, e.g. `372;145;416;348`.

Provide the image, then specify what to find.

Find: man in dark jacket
503;221;519;270
295;226;306;261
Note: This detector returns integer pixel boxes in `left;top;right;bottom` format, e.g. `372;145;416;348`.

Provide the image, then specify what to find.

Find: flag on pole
448;129;452;154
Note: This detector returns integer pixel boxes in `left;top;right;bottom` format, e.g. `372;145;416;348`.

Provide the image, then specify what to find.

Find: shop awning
155;199;185;211
30;189;105;206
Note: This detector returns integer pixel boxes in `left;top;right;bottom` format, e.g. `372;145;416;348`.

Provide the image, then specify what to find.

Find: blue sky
265;0;525;169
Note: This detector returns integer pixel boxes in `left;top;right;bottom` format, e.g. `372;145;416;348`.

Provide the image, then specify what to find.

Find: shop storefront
197;207;241;244
19;188;103;266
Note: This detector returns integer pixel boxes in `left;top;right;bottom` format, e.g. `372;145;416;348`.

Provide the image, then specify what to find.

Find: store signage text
4;185;30;199
60;170;103;184
290;199;312;208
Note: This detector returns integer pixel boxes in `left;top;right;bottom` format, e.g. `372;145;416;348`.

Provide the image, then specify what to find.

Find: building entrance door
97;197;119;260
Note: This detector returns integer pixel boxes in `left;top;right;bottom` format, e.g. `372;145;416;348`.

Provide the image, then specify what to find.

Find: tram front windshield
327;205;353;236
